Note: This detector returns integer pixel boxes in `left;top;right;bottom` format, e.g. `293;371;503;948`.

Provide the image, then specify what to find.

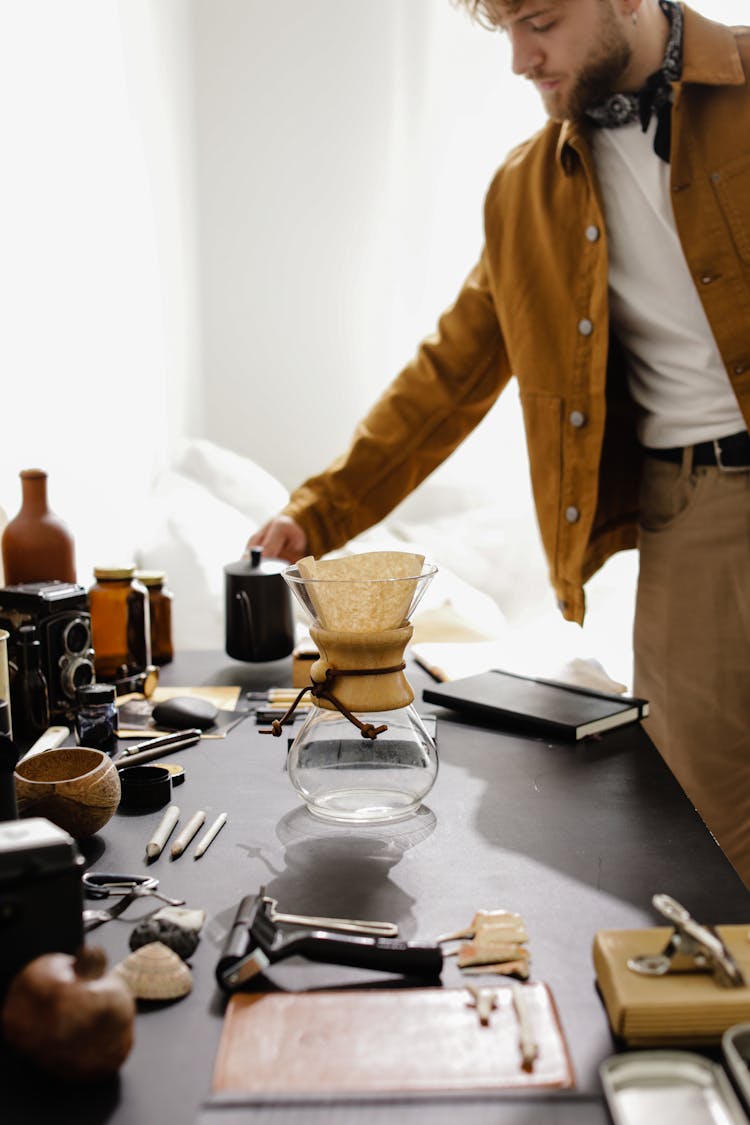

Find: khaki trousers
634;452;750;888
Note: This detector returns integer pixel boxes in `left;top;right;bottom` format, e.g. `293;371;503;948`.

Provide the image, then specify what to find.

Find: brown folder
212;984;573;1098
593;924;750;1046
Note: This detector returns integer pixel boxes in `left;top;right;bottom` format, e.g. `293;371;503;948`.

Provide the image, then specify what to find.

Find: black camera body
0;581;95;721
0;818;84;999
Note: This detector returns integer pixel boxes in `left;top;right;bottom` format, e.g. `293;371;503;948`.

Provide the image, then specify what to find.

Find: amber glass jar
88;566;151;680
135;570;174;666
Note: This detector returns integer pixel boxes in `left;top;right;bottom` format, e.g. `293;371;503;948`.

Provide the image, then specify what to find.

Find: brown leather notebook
212;984;574;1098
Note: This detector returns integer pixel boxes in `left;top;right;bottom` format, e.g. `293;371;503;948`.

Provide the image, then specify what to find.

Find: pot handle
236;590;255;656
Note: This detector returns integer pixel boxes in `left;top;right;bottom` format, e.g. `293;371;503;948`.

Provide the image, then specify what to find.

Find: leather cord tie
270;663;407;740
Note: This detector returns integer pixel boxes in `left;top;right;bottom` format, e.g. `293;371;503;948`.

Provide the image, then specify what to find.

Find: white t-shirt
591;117;744;449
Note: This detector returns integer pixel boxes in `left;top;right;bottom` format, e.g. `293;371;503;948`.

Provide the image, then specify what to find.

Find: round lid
93;565;136;580
135;570;166;587
224;547;289;578
77;683;117;705
117;764;172;810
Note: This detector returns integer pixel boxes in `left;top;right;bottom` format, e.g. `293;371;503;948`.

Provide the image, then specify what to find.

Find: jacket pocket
712;152;750;265
519;391;562;568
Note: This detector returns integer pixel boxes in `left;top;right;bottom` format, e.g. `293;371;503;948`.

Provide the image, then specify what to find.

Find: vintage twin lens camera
0;581;95;720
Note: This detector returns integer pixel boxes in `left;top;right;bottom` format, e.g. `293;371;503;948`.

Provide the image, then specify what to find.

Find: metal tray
600;1051;748;1125
723;1024;750;1112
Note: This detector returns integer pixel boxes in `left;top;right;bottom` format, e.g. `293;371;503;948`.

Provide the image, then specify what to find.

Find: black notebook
422;669;649;741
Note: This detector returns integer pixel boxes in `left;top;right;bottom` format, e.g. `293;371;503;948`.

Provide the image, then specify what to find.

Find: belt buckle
712;438;749;474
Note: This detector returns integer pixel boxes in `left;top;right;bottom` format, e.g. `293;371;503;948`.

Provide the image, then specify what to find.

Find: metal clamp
628;893;745;988
83;872;160;899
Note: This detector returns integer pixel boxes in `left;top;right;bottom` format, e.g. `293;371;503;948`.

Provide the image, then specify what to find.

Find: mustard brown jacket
284;6;750;624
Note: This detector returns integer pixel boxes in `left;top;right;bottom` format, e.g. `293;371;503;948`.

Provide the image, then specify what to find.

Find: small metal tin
600;1050;747;1125
161;763;185;787
723;1023;750;1113
117;764;172;811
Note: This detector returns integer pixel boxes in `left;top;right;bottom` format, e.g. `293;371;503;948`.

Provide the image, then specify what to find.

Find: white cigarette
170;810;206;859
511;982;538;1070
146;805;180;860
193;813;227;859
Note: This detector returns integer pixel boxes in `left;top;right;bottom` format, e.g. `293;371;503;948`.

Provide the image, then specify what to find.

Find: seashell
153;905;206;933
129;919;199;961
113;941;192;1001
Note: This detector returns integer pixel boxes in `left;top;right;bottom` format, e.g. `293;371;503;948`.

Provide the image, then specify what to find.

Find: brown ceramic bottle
1;469;76;584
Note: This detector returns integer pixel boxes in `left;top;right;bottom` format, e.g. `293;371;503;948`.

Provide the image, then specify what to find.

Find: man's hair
452;0;524;30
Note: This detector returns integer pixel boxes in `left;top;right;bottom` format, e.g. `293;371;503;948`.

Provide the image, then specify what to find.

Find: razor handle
289;930;443;979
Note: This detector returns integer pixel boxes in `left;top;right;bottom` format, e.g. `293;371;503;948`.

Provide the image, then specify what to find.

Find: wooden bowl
14;747;121;837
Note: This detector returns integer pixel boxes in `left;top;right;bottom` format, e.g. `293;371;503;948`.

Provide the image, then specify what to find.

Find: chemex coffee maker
271;551;439;825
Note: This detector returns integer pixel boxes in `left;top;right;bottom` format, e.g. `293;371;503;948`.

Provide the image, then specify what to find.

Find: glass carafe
282;556;438;824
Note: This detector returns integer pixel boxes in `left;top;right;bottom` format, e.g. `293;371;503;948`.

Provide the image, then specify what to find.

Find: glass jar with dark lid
75;683;118;754
135;570;173;666
88;566;151;680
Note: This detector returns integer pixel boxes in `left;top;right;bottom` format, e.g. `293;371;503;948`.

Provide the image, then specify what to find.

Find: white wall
0;0;199;584
192;0;543;493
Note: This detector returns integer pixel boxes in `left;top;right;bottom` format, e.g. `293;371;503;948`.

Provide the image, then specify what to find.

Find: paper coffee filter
296;551;425;631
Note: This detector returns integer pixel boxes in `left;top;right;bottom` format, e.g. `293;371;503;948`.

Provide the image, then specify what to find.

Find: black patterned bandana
585;0;683;162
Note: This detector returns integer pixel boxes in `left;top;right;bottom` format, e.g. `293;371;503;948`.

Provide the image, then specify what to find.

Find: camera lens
63;618;91;655
61;656;95;699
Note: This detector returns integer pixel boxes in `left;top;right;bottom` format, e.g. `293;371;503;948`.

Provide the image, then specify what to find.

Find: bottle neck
17;643;42;673
20;472;49;516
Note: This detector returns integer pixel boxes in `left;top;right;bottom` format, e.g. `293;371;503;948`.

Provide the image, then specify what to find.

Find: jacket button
578;318;593;336
565;506;580;524
569;410;586;428
585;225;600;242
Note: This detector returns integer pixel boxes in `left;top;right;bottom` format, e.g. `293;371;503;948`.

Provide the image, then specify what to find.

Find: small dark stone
151;696;218;730
129;918;199;960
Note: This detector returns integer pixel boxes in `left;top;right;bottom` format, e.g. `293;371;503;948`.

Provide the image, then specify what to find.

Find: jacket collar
556;4;745;173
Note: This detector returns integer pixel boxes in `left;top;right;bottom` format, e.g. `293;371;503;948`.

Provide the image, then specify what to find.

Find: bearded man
250;2;750;888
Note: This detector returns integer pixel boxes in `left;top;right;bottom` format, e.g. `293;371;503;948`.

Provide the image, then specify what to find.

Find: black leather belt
646;430;750;471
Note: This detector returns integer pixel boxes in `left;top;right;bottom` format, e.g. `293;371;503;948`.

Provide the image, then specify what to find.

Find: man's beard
532;10;633;121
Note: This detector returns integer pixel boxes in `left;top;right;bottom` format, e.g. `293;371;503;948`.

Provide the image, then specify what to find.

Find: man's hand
246;515;308;563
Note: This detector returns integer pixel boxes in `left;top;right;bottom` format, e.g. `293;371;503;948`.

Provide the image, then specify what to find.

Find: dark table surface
2;650;748;1124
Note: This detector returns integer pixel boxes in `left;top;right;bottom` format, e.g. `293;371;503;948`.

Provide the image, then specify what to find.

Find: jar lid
77;683;116;705
117;765;172;811
93;565;136;580
135;570;166;586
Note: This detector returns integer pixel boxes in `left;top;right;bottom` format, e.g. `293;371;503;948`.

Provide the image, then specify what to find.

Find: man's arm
248;250;510;561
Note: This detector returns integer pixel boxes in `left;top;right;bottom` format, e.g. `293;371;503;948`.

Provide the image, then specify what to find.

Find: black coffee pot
224;548;295;663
